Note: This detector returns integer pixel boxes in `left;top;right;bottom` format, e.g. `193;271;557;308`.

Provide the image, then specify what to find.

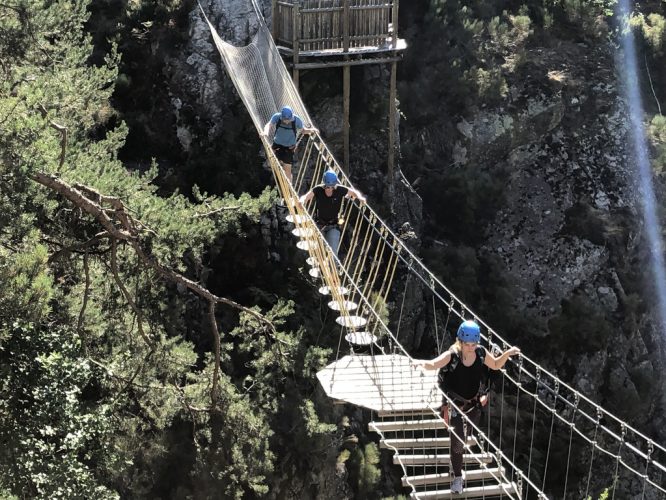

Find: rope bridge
200;4;665;499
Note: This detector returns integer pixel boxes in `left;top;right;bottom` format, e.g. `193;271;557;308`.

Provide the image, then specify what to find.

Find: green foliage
348;443;381;498
418;1;535;110
0;322;117;498
0;1;300;498
630;12;666;54
303;345;333;379
300;400;336;438
539;0;615;39
586;487;610;500
0;235;54;323
648;114;666;174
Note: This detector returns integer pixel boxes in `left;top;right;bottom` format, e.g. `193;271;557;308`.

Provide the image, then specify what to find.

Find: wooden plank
410;483;517;500
292;55;402;70
369;419;447;432
381;436;477;450
343;0;349;52
392;0;399;47
396;453;494;466
403;467;505;487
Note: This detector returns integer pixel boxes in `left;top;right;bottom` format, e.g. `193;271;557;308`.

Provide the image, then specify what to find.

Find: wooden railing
273;0;398;53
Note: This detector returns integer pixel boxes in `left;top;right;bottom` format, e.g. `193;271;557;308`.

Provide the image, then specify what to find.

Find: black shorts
272;144;295;165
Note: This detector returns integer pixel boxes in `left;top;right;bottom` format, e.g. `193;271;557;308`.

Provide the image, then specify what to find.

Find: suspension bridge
200;4;665;499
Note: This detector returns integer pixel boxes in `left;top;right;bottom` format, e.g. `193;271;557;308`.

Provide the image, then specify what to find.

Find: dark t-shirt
444;351;485;400
312;185;349;224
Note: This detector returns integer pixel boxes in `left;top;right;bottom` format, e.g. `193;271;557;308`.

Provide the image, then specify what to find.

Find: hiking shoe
451;475;464;494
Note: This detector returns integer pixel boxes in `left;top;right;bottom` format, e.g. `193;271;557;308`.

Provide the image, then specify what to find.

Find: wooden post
292;0;300;89
388;60;397;181
392;0;399;48
271;0;277;39
344;65;351;172
343;0;350;171
343;0;349;52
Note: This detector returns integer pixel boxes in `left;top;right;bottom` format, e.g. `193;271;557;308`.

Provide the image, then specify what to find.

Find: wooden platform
316;354;440;411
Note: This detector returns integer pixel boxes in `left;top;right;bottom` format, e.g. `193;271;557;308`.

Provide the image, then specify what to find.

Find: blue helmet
456;320;480;343
323;170;338;187
280;106;294;120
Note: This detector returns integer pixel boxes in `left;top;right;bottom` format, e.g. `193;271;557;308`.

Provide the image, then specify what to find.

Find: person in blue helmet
418;320;520;494
263;105;318;183
299;170;366;257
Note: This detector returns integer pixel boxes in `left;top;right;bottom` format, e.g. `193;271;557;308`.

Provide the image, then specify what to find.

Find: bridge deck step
410;482;517;499
381;436;476;450
395;453;493;466
370;419;446;432
402;467;505;487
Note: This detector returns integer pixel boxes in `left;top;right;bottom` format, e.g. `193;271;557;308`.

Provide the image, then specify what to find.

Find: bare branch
110;239;152;346
208;300;221;407
37;104;67;169
193;205;241;218
30;173;278;349
47;232;110;263
77;250;90;346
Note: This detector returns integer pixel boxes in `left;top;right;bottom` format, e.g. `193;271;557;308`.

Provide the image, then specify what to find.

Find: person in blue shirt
299;170;365;257
263;105;318;183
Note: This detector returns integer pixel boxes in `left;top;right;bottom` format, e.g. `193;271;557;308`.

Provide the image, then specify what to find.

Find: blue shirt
270;113;304;147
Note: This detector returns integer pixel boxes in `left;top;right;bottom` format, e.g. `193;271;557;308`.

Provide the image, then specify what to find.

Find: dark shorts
272;144;295;165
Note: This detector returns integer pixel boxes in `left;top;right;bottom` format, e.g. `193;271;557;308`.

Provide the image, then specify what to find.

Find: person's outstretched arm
415;349;454;371
263;116;276;138
346;187;366;204
484;346;521;370
299;189;315;205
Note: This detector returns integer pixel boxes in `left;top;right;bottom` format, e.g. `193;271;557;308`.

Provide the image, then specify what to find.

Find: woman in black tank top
416;321;520;494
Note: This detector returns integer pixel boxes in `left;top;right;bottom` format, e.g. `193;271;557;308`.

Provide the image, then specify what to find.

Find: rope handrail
500;368;666;494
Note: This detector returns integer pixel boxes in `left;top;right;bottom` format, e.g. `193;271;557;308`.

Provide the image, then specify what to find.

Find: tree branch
77;250;90;348
110;238;152;346
38;104;67;170
30;173;281;406
193;205;241;218
46;232;110;263
208;300;221;407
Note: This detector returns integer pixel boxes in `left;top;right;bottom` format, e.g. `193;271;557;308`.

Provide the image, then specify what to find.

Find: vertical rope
640;441;653;500
584;407;603;499
526;367;541;483
541;380;559;492
562;393;579;499
610;424;627;500
511;356;523;465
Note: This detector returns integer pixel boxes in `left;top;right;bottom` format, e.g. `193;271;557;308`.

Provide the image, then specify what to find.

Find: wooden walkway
370;411;519;499
316;357;518;498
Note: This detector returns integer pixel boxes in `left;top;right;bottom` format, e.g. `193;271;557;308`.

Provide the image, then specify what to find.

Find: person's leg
449;411;465;478
324;226;341;257
451;406;480;492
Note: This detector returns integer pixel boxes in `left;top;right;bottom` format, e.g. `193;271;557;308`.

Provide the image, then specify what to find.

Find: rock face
452;41;665;430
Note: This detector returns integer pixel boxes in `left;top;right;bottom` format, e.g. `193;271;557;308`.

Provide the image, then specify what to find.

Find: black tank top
446;353;484;400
